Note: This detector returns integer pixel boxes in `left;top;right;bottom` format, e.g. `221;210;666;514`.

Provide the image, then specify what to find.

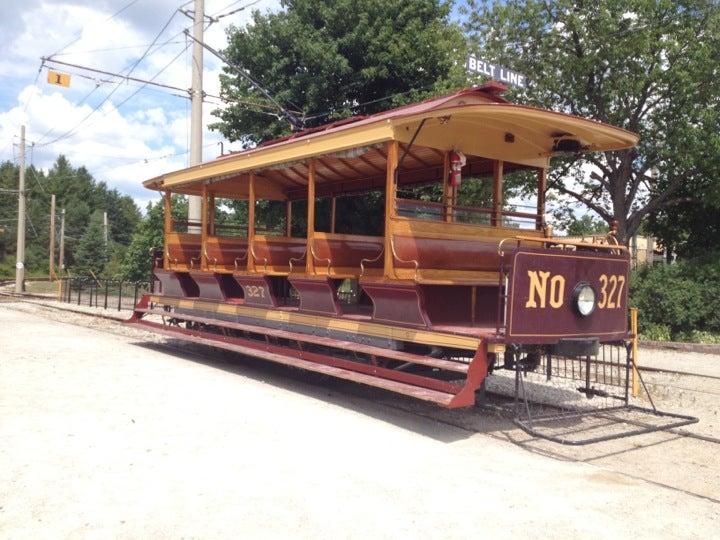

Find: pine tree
72;211;108;278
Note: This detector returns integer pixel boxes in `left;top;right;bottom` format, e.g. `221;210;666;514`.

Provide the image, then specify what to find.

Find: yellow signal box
47;70;71;88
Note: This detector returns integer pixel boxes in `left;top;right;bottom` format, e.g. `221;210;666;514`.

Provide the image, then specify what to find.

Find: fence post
117;281;123;311
104;281;109;309
630;307;640;398
133;283;139;308
77;281;81;305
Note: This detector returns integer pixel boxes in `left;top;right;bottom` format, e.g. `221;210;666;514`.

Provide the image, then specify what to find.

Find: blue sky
0;0;282;207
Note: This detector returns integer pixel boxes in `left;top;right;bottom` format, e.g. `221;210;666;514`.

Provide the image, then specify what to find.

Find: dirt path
1;303;719;538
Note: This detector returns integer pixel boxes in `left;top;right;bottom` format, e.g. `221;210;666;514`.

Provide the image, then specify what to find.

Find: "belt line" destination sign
466;55;527;89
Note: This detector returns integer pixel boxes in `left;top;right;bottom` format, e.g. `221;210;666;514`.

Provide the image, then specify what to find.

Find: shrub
630;251;720;340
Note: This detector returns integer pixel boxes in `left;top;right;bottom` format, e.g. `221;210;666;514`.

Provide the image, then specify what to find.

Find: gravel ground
1;301;719;538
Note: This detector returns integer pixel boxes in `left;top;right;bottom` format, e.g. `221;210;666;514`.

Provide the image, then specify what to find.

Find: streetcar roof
143;84;638;200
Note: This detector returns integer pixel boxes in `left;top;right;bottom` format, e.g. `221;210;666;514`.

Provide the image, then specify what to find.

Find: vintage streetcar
128;83;639;411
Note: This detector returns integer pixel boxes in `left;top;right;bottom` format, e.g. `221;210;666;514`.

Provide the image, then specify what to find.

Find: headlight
573;282;596;317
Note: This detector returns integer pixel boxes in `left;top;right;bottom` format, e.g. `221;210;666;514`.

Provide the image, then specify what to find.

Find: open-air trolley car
129;83;643;415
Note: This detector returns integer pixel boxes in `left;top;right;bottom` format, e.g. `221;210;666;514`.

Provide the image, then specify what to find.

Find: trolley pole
14;125;26;294
59;208;65;273
49;194;56;279
187;0;204;232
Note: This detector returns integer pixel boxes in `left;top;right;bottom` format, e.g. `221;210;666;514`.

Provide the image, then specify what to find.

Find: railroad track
3;293;720;449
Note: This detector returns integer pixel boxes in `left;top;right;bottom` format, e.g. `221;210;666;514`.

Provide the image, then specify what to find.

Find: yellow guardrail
630;307;640;398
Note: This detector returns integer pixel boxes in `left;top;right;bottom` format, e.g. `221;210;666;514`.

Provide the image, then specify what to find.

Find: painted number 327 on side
598;274;625;309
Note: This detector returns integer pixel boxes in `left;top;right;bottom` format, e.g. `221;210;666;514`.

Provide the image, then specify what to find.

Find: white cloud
0;0;282;209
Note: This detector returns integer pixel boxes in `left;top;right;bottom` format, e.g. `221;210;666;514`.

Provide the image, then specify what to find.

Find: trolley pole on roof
14;125;26;294
187;0;204;233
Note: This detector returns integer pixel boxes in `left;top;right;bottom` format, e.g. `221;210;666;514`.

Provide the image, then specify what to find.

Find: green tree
465;0;720;244
72;211;108;277
121;200;165;282
212;0;467;144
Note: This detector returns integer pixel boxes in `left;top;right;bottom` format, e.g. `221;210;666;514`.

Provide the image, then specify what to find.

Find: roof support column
442;151;452;222
383;140;399;279
200;184;208;270
306;160;316;274
208;192;215;236
247;173;256;272
492;160;504;227
537;167;547;231
163;191;172;270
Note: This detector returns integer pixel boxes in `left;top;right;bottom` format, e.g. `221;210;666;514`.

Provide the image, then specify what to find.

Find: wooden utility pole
14;125;26;293
59;208;66;273
187;0;204;232
49;194;56;279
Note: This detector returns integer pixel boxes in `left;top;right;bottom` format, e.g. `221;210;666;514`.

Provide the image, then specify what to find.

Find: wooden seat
205;236;248;272
166;233;201;271
310;233;384;278
250;236;307;275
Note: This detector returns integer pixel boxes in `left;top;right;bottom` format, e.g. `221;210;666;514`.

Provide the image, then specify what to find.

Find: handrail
497;235;628;257
390;236;419;280
204;247;218;271
395;198;539;221
250;242;268;273
233;250;249;270
360;246;384;277
309;240;332;275
288;246;307;274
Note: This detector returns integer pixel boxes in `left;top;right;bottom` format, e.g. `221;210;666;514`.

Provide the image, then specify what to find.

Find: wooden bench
390;218;545;284
205;236;248;272
165;233;201;271
250;236;307;275
310;233;384;278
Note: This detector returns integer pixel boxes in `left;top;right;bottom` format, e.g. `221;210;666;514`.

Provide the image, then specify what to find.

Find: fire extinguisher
449;150;466;187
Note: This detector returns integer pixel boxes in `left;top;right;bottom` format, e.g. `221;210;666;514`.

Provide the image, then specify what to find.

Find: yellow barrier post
630;307;640;398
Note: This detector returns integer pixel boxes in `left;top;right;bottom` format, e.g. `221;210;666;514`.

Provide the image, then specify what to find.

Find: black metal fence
60;278;152;311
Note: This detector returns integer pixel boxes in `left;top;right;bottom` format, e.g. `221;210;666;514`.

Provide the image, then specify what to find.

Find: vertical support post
630;307;640;398
492;160;503;227
208;193;215;236
285;200;292;237
200;184;208;270
247;173;256;272
59;208;65;275
15;125;26;294
383;140;399;279
442;151;452;222
49;194;56;280
537;167;547;231
330;196;337;234
306;160;316;274
103;211;108;245
163;191;172;270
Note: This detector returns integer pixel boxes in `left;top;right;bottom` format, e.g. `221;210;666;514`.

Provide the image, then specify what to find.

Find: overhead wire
48;0;144;58
35;7;182;147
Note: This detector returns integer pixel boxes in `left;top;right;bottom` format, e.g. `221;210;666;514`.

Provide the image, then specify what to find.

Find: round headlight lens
574;283;596;317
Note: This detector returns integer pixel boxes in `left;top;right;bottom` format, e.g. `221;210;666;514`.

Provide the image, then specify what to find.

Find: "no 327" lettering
524;271;625;310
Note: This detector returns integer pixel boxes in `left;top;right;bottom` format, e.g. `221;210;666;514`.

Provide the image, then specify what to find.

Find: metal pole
103;211;108;244
187;0;204;232
630;307;640;398
14;125;26;293
49;194;56;279
59;208;65;274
